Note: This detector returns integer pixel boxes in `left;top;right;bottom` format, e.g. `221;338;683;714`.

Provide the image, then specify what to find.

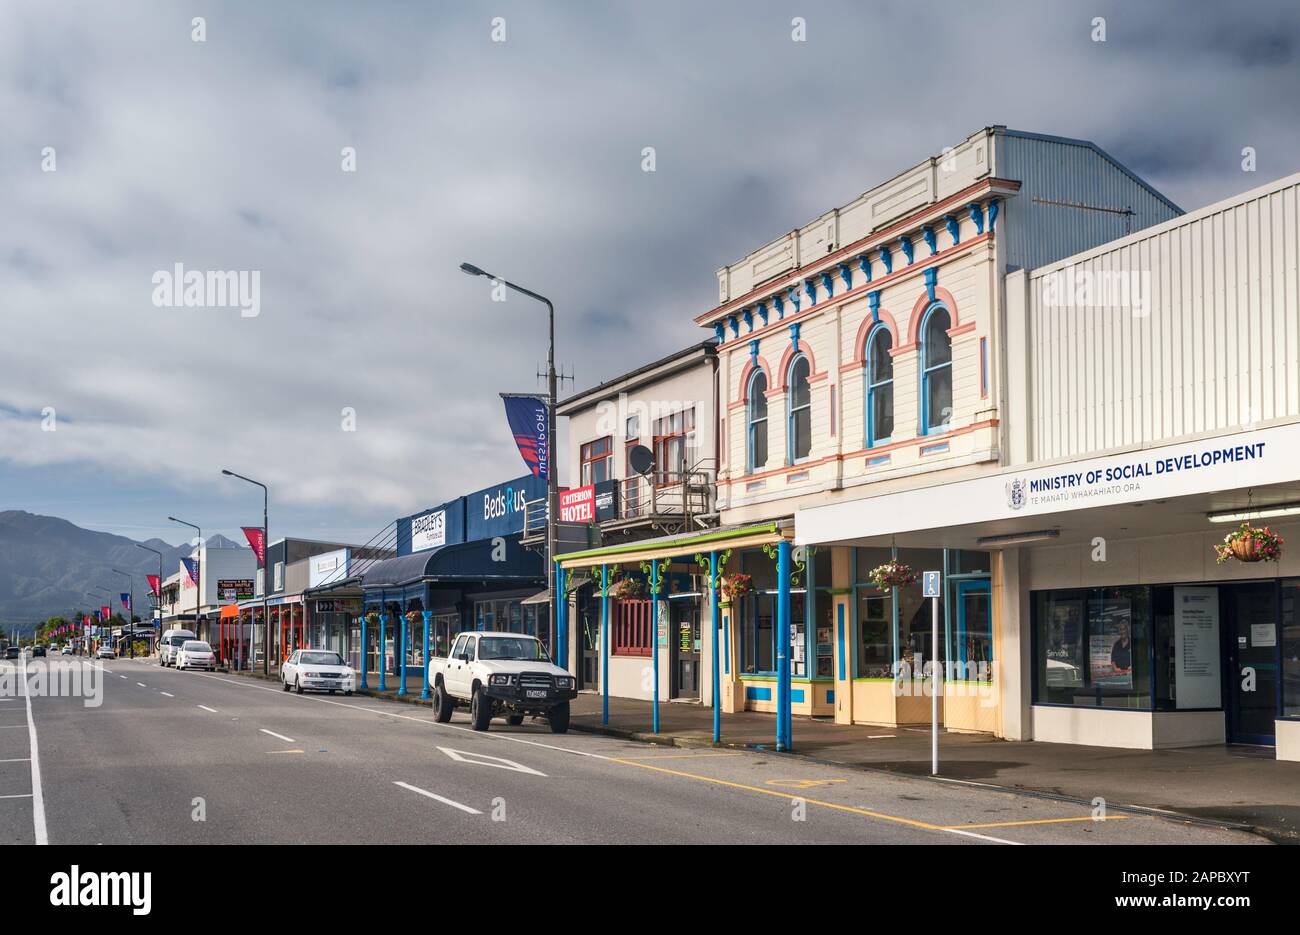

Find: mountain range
0;510;246;634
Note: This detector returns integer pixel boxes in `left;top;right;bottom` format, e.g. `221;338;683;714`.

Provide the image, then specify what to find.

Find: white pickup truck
428;631;577;733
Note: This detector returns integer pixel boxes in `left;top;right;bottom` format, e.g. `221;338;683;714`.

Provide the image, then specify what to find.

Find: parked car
60;645;73;655
427;632;576;733
159;629;197;667
96;645;115;660
281;649;354;695
175;640;216;671
4;647;18;660
31;645;46;658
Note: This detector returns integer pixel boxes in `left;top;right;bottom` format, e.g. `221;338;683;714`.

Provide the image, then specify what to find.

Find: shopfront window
1034;587;1152;709
1284;582;1300;718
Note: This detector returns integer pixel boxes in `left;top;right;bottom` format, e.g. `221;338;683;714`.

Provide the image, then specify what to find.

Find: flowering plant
869;559;917;592
610;576;643;600
364;611;380;625
405;610;423;626
1214;522;1284;564
720;573;753;601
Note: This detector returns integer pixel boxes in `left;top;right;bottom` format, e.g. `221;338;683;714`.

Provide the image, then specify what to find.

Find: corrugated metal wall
997;131;1182;274
1025;173;1300;462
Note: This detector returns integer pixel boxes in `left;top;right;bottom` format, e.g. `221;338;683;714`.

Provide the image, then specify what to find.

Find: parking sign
922;571;941;598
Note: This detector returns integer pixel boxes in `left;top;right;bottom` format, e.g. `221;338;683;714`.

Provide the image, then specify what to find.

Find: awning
520;589;550;606
557;522;789;570
360;536;543;590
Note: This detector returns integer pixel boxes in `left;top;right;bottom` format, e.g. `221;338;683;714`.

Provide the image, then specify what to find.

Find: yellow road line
608;757;942;830
266;749;305;755
942;815;1146;829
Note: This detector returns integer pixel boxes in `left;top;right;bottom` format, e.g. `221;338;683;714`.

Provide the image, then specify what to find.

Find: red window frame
612;599;653;656
652;407;695;486
580;436;613;486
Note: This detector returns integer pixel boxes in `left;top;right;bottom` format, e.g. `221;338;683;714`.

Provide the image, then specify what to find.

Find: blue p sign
922;571;941;598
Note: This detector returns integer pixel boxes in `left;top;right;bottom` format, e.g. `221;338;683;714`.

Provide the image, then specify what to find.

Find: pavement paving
0;654;1270;845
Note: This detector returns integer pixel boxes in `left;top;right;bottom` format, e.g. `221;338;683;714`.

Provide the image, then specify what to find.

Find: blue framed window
864;325;894;446
746;370;768;472
920;304;953;434
787;354;811;462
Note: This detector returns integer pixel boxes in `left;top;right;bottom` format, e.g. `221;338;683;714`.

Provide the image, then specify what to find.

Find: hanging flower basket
720;572;753;602
610;576;644;600
364;611;380;625
405;610;422;626
869;559;917;592
1214;522;1284;564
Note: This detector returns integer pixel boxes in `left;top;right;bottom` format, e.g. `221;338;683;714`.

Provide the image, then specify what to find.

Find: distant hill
0;511;247;633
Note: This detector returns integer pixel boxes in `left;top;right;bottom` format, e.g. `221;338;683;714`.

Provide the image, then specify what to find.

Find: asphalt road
0;655;1270;845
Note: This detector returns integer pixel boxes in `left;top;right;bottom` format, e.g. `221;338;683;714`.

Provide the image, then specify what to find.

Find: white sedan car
96;646;115;660
281;649;355;695
175;640;216;671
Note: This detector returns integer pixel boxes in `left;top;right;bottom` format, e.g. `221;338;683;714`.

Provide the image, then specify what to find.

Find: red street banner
146;574;161;597
242;526;266;565
100;605;111;621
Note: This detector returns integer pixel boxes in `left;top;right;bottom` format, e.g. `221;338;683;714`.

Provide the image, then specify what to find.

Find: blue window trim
746;369;768;474
919;303;953;436
786;353;811;464
864;323;893;448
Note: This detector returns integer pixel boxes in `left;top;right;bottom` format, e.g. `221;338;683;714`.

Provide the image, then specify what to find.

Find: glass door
1226;584;1278;745
955;580;992;682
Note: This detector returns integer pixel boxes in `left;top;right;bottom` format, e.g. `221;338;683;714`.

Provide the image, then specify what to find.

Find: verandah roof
556;522;789;570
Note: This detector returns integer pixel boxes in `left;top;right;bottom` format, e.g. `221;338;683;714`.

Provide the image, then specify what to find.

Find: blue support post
378;612;387;692
555;560;566;669
710;550;720;744
650;560;661;734
421;610;432;699
601;564;609;726
776;540;791;752
360;612;369;689
398;609;408;696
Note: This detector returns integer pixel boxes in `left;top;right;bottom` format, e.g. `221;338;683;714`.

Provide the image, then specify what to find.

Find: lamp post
459;262;560;663
135;542;164;658
168;516;203;646
222;469;269;675
110;568;137;658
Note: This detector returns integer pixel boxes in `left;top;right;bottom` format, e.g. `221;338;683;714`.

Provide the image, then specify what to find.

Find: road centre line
393;781;481;815
942;815;1144;830
159;692;174;697
136;682;147;688
0;793;34;800
197;705;218;713
20;653;48;845
259;728;296;743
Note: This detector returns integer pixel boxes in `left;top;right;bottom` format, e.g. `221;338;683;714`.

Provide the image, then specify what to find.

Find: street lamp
136;542;164;657
168;516;203;647
459;262;561;662
222;469;269;675
110;568;137;659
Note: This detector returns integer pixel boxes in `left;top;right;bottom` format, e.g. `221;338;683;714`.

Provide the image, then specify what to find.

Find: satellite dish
628;444;655;477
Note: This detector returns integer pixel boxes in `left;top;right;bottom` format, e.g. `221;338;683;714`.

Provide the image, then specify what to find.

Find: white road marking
0;758;31;763
159;692;174;698
259;728;296;743
438;746;547;776
0;793;34;800
197;705;219;713
19;654;48;845
119;675;127;679
136;682;147;688
393;781;481;815
939;827;1023;846
0;725;26;729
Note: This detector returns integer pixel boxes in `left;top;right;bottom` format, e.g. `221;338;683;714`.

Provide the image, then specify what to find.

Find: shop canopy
360;536;541;590
556;521;789;570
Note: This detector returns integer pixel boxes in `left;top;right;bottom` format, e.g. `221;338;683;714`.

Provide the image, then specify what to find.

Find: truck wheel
548;701;570;734
432;683;454;723
506;714;524;726
470;686;492;731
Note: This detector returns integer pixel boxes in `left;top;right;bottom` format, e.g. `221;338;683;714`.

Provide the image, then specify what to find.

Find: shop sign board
560;485;595;523
217;578;255;602
411;509;447;553
308;548;350;588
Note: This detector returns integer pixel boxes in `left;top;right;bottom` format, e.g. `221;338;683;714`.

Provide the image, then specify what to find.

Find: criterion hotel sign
797;422;1297;545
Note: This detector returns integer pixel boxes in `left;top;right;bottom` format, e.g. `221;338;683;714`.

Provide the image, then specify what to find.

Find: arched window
787;355;811;462
921;305;953;434
865;326;893;446
747;370;768;472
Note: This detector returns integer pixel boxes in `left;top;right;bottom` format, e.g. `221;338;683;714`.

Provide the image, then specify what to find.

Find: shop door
671;601;700;698
956;581;992;681
579;603;599;690
1226;584;1278;745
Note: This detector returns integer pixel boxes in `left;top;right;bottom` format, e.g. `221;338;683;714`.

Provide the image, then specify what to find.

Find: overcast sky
2;0;1298;547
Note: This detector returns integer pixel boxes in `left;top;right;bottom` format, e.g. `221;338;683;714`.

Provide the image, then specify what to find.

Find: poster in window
1089;598;1134;688
1174;586;1221;709
1044;599;1084;688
